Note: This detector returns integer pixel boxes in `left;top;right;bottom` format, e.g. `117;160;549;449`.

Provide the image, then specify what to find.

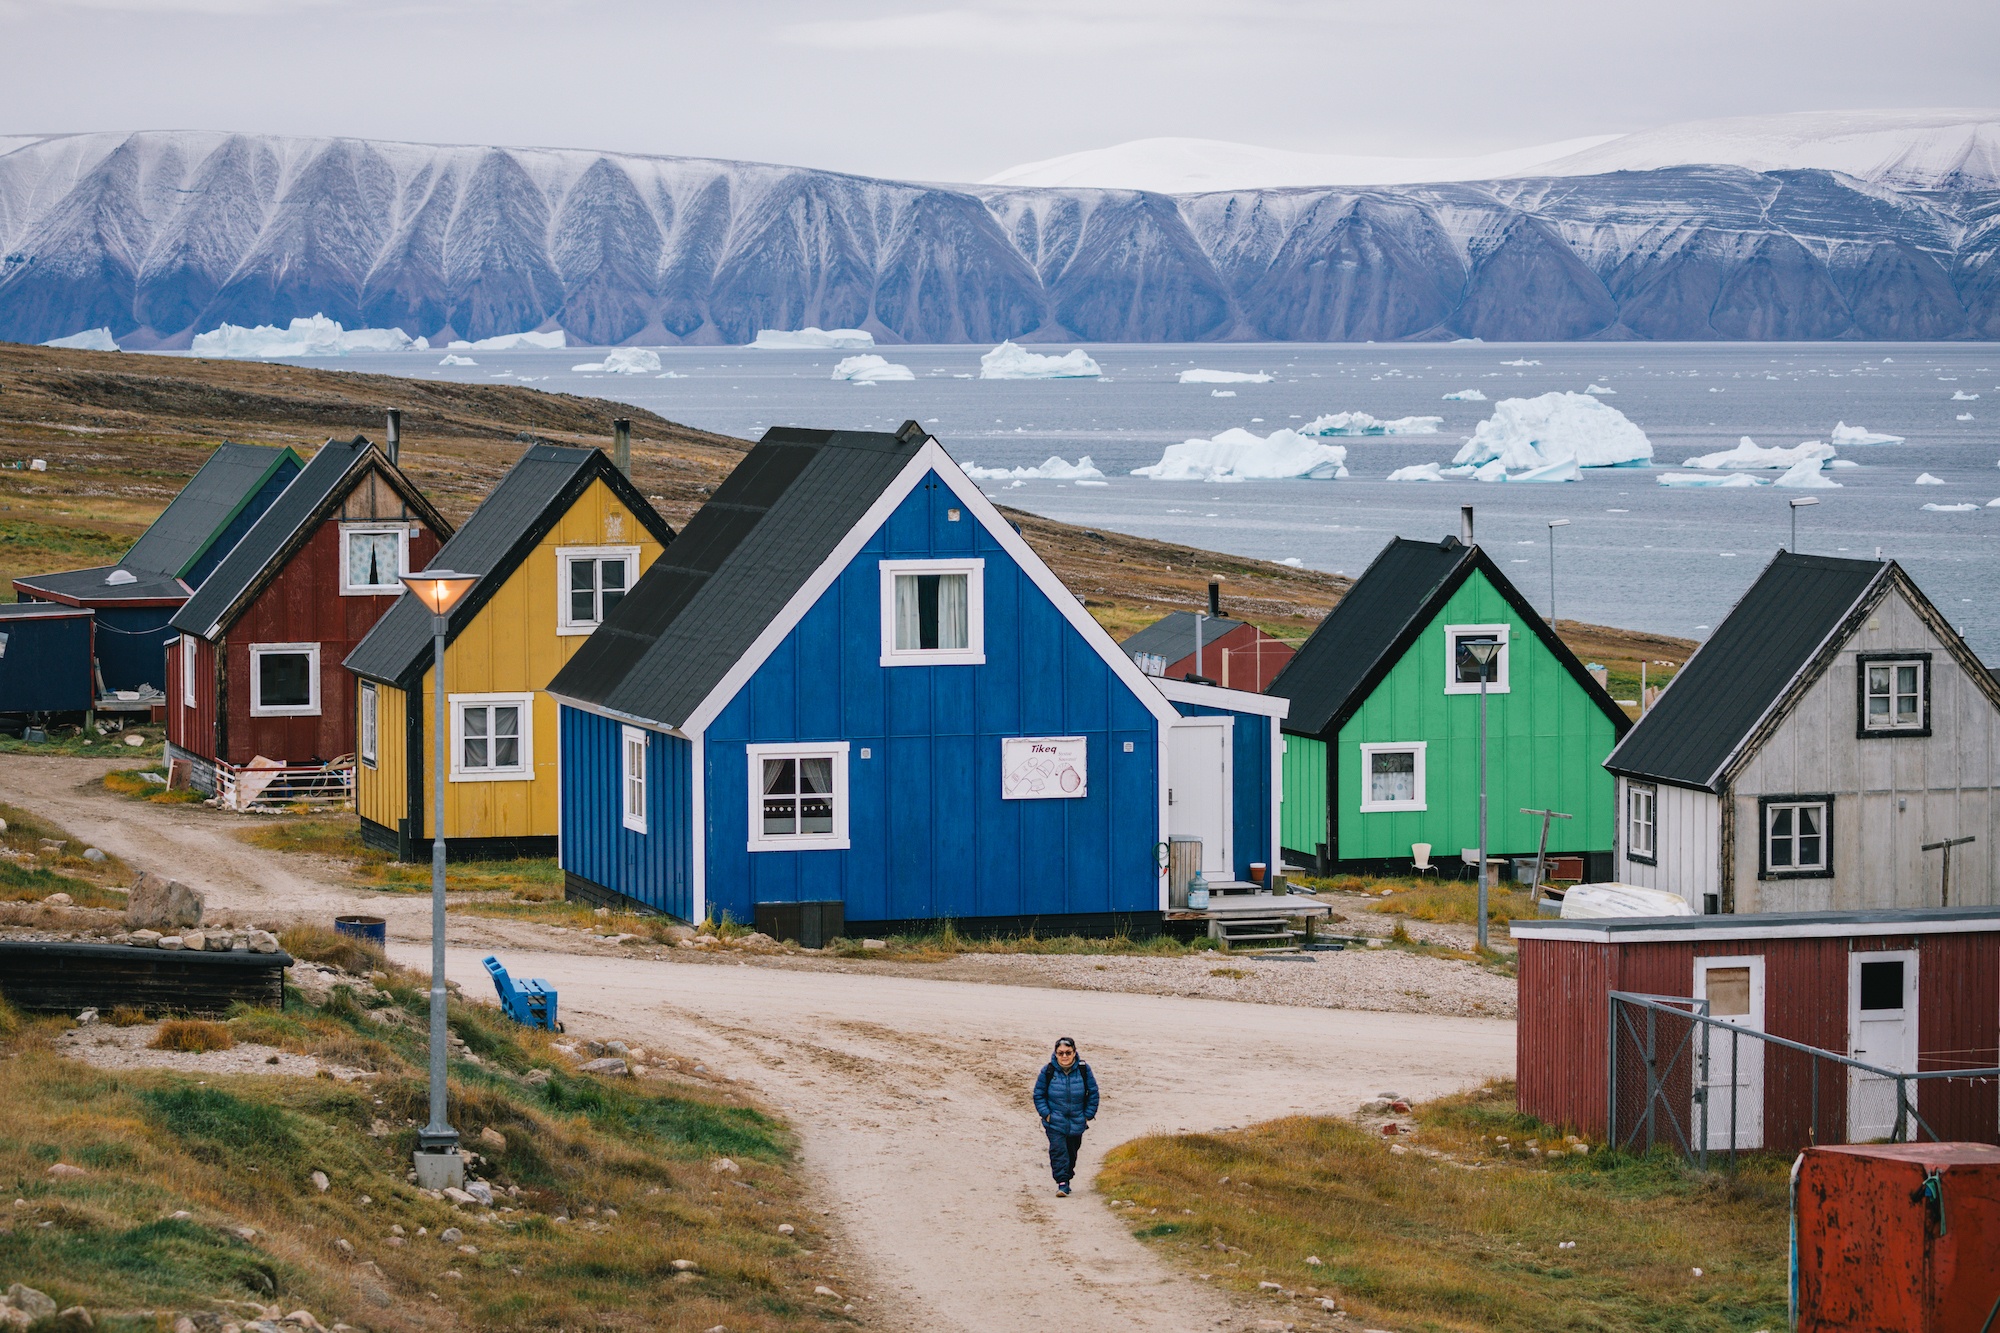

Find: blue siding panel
1174;699;1278;880
559;706;694;922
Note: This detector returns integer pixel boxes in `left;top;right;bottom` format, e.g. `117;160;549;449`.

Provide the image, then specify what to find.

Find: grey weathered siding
1618;775;1721;905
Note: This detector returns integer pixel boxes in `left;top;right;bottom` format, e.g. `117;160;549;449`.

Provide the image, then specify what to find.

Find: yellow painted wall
357;682;408;829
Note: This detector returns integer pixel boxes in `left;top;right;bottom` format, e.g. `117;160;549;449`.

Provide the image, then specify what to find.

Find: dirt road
6;756;1518;1332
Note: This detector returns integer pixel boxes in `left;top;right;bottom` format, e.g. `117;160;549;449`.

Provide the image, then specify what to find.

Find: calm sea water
301;341;2000;659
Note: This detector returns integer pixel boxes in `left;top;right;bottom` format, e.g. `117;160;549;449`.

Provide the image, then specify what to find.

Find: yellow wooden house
344;444;674;859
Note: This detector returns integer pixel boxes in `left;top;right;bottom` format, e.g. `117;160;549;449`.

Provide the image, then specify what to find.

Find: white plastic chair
1411;843;1439;877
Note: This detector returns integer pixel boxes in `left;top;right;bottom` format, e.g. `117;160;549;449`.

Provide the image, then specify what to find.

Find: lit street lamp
1788;496;1819;554
1463;638;1503;951
1546;519;1570;627
402;569;479;1189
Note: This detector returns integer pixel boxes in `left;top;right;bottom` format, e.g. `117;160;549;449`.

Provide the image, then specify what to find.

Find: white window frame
557;545;641;635
359;681;378;768
745;741;850;852
622;725;648;833
1860;656;1927;733
1627;781;1657;861
1763;798;1830;876
1443;623;1511;695
449;691;535;782
338;523;411;596
1358;741;1427;813
879;558;985;666
248;642;321;717
180;634;198;709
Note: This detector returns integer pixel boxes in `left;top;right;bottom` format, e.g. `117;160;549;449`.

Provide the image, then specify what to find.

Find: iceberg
1302;411;1441;436
830;354;914;383
1830;421;1904;446
1453;391;1652;472
1501;358;1542;366
1922;502;1978;512
465;330;565;350
1503;458;1583;483
1952;390;1979;401
192;314;418;358
438;354;477;366
1960;413;1976;421
750;327;875;350
1772;457;1841;488
1915;473;1946;485
1178;368;1272;384
1657;471;1768;488
1132;428;1348;482
1442;389;1487;401
571;348;662;375
979;341;1101;379
1681;437;1836;470
1584;383;1617;395
963;455;1105;481
42;328;119;351
1386;462;1446;482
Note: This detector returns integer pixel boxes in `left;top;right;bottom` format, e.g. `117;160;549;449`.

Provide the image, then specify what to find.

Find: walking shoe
1057;1181;1070;1196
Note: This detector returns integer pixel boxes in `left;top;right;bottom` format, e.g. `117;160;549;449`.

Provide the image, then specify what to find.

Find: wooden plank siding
1280;733;1328;861
165;632;220;759
1615;777;1722;906
356;680;407;831
559;707;694;920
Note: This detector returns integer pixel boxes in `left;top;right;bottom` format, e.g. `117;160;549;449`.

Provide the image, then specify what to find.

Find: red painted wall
165;633;220;757
1162;623;1294;692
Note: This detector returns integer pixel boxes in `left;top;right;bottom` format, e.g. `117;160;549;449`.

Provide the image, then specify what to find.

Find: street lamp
1463;638;1503;952
1788;496;1818;554
1546;519;1570;627
401;569;478;1189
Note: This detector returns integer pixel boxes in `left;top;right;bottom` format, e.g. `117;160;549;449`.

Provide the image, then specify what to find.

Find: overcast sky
4;0;1996;182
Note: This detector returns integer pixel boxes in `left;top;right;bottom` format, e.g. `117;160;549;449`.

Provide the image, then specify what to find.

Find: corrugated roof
1606;551;1884;791
345;445;674;688
172;437;447;638
1120;611;1244;664
547;423;929;729
122;442;300;579
0;602;93;620
1266;536;1470;736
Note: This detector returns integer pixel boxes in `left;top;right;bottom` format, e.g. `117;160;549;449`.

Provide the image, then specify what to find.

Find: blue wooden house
545;421;1285;933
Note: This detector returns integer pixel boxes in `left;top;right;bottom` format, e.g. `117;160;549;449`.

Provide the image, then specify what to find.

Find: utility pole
1546;519;1569;627
1465;640;1502;950
1921;835;1975;907
1519;807;1574;902
1789;495;1818;553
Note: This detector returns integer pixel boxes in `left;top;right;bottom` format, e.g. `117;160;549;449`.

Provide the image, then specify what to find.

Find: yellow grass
150;1019;235;1053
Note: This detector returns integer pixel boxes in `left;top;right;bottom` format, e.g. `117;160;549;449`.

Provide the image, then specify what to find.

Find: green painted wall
1280;733;1327;854
1336;570;1619;862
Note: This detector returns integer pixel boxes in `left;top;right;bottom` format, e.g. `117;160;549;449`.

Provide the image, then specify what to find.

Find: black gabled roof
1267;534;1631;741
548;422;930;730
123;442;302;580
172;436;449;638
1607;551;1886;791
1120;611;1244;664
345;444;675;688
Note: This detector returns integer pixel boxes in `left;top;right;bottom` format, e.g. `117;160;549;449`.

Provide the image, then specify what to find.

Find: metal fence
1608;990;2000;1167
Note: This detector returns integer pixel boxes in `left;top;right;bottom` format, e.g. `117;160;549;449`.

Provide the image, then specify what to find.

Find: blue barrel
334;914;386;947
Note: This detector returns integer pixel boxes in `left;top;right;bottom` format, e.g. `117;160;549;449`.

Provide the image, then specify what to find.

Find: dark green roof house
1266;529;1630;877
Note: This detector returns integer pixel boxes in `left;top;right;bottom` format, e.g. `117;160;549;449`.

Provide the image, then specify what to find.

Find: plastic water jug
1188;871;1210;911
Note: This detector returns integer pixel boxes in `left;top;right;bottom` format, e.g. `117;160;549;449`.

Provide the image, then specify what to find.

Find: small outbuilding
0;603;95;715
1119;603;1295;692
1513;907;2000;1154
1605;552;2000;913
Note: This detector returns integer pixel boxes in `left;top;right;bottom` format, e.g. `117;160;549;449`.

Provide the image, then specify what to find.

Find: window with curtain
453;697;530;777
895;573;969;651
1860;656;1927;733
1764;799;1829;875
746;744;849;850
1359;742;1426;811
341;526;407;594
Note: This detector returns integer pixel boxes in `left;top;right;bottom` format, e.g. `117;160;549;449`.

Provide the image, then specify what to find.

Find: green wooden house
1267;532;1630;877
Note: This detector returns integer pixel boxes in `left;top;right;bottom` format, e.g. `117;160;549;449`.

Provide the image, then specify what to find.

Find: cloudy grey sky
5;0;1996;181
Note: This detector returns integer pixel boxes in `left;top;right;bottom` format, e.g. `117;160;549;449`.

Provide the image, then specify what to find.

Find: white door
1168;719;1232;881
1848;950;1920;1141
1696;956;1765;1150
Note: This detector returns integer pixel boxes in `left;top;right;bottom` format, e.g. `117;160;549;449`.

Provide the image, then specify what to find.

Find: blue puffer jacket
1032;1047;1100;1135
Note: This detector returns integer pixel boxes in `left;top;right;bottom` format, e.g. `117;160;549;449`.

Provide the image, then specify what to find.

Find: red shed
165;435;447;798
1512;907;2000;1154
1119;610;1294;693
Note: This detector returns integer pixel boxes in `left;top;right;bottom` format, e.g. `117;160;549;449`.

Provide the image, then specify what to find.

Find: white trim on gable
544;689;688;740
1153;676;1291;719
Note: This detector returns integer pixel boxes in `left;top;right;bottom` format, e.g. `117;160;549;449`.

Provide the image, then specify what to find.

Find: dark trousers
1044;1124;1084;1183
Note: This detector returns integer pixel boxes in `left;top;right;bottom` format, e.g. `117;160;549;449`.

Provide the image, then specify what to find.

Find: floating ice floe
1952;390;1979;401
1680;437;1836;470
1584;383;1616;395
830;355;915;383
1657;472;1768;488
1772;457;1841;488
1178;368;1272;384
571;348;662;375
1280;557;1304;567
1830;421;1904;446
1915;473;1947;485
1922;503;1978;512
42;328;119;351
1501;358;1541;367
1499;458;1583;483
1442;389;1487;401
192;314;419;358
750;327;874;350
1960;413;1976;421
438;355;477;367
1132;428;1347;482
1386;462;1446;482
451;330;566;351
962;455;1105;481
1211;390;1236;397
979;341;1101;379
1303;411;1442;436
1453;391;1652;476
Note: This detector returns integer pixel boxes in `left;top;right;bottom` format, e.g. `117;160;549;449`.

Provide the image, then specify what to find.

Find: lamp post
1788;496;1818;554
401;569;478;1189
1546;519;1570;628
1463;639;1502;952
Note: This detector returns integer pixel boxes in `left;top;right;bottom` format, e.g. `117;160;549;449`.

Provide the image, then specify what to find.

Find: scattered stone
130;930;162;948
439;1228;463;1244
709;1157;740;1175
160;936;185;951
247;930;280;954
128;871;204;930
76;1007;98;1024
170;1209;191;1220
1389;1144;1409;1155
58;1307;94;1329
84;846;108;860
385;1237;405;1248
777;1223;794;1235
813;1286;840;1299
45;891;74;906
1258;1280;1283;1291
577;1057;627;1077
523;1069;550;1086
47;1162;88;1179
232;1226;258;1241
310;1171;329;1193
6;1287;56;1320
181;931;208;952
457;1245;478;1256
861;939;887;950
1305;1255;1322;1265
282;1310;324;1332
207;933;235;952
123;734;144;747
478;1126;506;1150
670;1259;698;1272
464;1181;494;1206
443;1187;476;1206
334;1239;354;1257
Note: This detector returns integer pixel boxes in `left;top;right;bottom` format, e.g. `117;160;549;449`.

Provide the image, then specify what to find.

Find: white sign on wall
1001;736;1087;800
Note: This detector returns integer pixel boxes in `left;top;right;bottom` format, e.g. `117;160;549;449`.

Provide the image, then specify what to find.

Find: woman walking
1031;1037;1099;1196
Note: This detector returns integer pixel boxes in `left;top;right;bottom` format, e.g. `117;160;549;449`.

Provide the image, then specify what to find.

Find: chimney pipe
1460;504;1475;546
613;418;631;477
385;408;401;466
1208;576;1222;619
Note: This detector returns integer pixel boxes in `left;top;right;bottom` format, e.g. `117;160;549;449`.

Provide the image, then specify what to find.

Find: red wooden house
1119;611;1294;692
166;436;448;801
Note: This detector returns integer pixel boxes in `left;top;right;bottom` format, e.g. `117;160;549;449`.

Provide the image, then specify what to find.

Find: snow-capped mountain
2;126;1996;348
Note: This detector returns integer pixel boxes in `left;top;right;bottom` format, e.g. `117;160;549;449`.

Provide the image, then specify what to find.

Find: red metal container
1794;1142;2000;1331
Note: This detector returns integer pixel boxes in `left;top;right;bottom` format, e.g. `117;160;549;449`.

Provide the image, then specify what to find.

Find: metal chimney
1460;504;1475;546
385;408;402;466
613;419;631;477
1207;576;1222;619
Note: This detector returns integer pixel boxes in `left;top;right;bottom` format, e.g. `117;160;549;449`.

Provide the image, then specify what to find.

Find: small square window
1358;742;1426;812
1857;653;1929;736
340;525;409;595
248;643;320;716
745;743;850;851
1443;624;1510;694
1761;797;1831;878
359;681;378;767
451;694;533;780
1627;782;1657;863
880;560;985;665
557;546;640;635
